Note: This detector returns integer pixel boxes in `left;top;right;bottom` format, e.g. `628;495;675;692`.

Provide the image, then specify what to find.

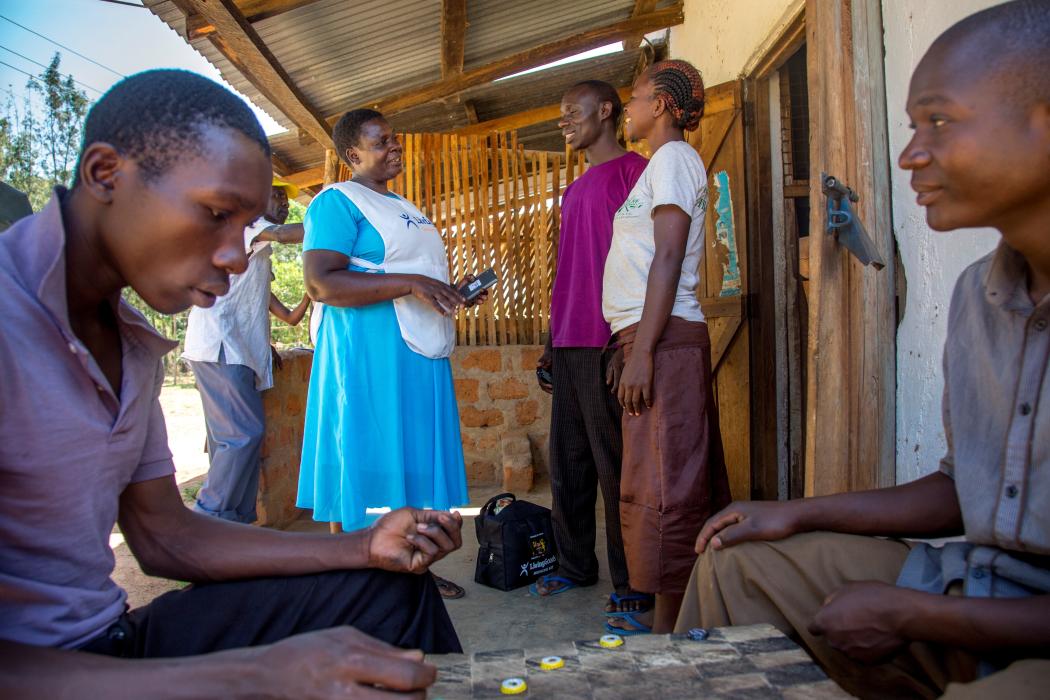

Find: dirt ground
111;384;618;652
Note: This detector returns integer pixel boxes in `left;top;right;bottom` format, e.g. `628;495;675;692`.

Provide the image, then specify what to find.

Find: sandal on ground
604;591;655;618
529;575;578;597
604;611;652;636
432;573;465;600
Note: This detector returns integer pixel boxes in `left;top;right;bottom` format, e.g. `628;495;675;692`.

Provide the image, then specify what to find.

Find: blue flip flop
604;611;652;636
604;592;655;619
529;575;578;597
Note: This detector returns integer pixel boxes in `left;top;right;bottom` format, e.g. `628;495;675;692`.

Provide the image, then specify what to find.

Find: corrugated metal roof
143;0;675;178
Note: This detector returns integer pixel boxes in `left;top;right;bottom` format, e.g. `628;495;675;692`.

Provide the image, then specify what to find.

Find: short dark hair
333;108;385;165
934;0;1050;108
570;80;623;127
76;69;269;184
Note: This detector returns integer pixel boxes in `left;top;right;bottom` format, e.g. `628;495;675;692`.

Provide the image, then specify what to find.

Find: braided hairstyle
648;60;705;131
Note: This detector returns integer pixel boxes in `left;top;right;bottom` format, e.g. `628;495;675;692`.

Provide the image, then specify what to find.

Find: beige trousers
673;532;1046;699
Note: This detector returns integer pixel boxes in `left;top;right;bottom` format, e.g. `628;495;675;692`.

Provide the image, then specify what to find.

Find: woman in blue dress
298;109;484;598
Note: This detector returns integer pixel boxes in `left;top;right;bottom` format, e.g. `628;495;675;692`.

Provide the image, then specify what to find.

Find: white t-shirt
183;218;275;390
602;141;709;333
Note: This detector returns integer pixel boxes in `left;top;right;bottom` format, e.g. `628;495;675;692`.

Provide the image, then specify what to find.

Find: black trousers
548;347;629;590
79;569;461;658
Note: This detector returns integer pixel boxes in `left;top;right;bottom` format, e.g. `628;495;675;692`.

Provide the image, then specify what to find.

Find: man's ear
599;100;613;121
77;143;124;204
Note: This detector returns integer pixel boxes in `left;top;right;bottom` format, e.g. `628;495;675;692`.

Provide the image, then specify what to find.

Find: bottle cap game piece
501;677;527;695
539;656;564;670
599;634;624;648
687;627;709;641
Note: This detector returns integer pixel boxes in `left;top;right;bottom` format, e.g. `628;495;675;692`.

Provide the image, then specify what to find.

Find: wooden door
692;80;750;502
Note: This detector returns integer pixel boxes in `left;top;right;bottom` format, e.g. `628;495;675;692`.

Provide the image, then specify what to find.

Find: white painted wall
669;0;801;86
882;0;1000;484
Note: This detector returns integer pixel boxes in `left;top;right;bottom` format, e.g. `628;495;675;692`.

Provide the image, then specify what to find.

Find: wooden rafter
623;0;658;50
453;86;631;136
186;0;322;40
441;0;468;79
177;0;333;149
326;4;684;122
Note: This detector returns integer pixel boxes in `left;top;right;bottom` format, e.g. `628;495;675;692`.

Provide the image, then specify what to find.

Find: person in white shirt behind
183;178;306;523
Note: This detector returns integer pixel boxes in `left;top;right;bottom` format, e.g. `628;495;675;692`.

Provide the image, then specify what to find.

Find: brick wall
453;345;551;487
255;344;551;527
255;348;312;528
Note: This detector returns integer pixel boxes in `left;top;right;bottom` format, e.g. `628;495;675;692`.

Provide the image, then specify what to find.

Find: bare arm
807;581;1050;664
0;626;437;699
617;204;690;416
254;222;304;245
303;249;464;315
696;471;963;553
269;292;310;326
117;475;462;582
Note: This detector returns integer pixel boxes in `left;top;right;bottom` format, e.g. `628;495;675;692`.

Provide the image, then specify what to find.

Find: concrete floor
112;478;621;653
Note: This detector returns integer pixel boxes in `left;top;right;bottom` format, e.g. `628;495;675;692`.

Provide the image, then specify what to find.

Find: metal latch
822;173;885;270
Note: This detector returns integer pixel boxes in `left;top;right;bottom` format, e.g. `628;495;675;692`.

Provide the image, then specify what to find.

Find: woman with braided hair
602;60;732;634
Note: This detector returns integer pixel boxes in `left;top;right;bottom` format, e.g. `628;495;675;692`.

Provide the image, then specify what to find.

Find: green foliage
0;54;89;210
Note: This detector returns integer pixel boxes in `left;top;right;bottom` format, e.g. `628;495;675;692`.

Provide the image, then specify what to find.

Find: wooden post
322;148;338;187
804;0;896;496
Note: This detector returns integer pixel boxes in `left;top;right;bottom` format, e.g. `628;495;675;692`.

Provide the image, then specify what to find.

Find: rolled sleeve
938;347;956;480
130;362;175;484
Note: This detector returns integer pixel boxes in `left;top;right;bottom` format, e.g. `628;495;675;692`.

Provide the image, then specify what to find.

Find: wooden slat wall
335;132;576;345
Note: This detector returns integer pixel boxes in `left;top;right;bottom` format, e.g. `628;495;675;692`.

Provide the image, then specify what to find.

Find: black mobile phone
458;268;498;301
536;366;553;386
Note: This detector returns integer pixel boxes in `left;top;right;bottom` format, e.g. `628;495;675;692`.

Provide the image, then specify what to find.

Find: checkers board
426;623;850;699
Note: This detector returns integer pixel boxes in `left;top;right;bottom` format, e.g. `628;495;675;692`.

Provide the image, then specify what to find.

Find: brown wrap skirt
616;317;732;594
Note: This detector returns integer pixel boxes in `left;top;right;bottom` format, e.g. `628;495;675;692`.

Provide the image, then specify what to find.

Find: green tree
0;53;89;210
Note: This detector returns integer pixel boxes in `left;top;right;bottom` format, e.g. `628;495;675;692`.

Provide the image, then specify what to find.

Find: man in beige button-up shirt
675;3;1050;699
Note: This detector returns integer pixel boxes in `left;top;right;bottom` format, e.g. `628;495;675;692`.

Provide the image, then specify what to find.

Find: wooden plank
803;0;895;496
185;0;323;39
441;0;468;79
179;0;333;149
322;149;338;187
453;87;632;136
622;0;658;50
326;5;684;121
283;165;323;189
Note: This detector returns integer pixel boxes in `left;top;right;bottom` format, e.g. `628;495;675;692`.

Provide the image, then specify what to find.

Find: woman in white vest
298;109;484;599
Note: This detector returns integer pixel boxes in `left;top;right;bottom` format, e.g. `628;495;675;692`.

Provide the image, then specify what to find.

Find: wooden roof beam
441;0;467;79
186;0;323;40
622;0;657;50
179;0;333;149
453;86;631;136
327;3;684;122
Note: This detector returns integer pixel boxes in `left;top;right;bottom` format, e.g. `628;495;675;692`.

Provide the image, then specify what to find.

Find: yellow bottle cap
539;656;564;670
501;678;527;695
599;634;624;648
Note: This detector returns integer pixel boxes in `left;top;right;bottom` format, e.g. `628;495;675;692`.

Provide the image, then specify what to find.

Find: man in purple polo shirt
0;70;462;698
531;80;650;618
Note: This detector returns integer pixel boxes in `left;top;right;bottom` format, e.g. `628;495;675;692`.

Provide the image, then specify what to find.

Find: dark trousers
548;347;629;590
79;569;461;658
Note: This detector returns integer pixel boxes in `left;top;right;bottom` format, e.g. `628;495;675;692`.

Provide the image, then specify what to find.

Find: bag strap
481;492;516;517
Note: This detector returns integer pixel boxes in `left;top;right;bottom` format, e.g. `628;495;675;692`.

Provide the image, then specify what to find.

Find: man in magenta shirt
532;81;649;618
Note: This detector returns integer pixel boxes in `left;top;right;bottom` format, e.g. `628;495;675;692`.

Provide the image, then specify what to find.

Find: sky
0;0;285;134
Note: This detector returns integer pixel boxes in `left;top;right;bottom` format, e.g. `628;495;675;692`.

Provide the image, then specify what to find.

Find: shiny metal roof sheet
143;1;673;176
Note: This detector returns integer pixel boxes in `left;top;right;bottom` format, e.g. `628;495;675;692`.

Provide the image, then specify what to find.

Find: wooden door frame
743;8;806;501
804;0;896;495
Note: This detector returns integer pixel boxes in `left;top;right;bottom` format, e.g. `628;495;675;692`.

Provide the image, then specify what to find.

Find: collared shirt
182;218;274;390
899;242;1050;602
0;190;177;648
